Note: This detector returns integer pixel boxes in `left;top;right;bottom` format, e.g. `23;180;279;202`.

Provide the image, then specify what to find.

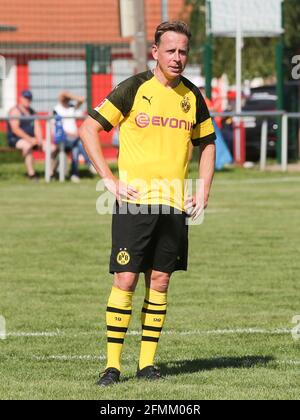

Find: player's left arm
185;140;215;220
194;90;216;210
198;139;215;208
185;89;216;219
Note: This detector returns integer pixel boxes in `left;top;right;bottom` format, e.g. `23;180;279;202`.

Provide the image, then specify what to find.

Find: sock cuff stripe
107;337;124;344
144;299;167;307
106;306;132;315
107;325;128;333
111;286;134;296
142;308;167;315
142;325;162;332
141;336;160;342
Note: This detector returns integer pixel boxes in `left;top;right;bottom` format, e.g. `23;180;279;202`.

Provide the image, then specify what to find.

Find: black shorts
8;137;21;148
109;203;189;274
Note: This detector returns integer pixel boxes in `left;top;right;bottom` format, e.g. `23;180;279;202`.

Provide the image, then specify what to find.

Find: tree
184;0;300;83
284;0;300;49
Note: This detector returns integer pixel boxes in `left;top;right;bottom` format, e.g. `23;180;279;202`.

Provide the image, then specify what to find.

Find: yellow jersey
90;70;216;211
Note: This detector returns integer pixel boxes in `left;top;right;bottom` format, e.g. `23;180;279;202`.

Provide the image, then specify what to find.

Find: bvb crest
117;249;130;265
181;96;191;113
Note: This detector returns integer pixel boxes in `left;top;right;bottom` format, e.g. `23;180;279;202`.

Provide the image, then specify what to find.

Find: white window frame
0;57;16;117
0;55;6;113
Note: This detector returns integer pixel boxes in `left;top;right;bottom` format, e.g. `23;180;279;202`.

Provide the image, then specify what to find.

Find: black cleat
96;368;120;387
27;173;40;181
136;365;164;380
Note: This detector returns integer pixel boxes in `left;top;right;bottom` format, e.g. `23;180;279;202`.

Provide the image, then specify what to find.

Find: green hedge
0;149;23;164
0;132;23;163
0;131;7;147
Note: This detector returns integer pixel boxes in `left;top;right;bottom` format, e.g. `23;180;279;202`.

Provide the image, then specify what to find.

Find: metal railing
1;111;299;181
1;115;85;182
211;111;299;172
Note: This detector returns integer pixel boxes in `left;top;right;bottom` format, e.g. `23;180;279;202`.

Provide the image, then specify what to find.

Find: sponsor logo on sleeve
96;98;108;111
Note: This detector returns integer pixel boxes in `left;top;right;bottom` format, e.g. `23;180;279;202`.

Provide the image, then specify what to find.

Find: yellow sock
105;286;133;371
138;288;167;370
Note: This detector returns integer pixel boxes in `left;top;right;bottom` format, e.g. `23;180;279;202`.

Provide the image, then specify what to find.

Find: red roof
0;0;186;44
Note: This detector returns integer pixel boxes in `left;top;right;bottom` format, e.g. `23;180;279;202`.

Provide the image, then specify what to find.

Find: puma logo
142;95;153;105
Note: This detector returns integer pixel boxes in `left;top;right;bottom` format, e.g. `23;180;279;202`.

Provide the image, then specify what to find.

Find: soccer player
79;21;216;386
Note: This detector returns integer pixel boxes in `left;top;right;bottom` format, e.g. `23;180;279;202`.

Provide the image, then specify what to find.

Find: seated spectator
7;90;57;180
53;91;95;183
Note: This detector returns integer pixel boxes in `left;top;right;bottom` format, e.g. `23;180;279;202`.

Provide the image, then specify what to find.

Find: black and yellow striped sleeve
89;80;132;131
89;72;151;132
192;91;216;146
89;98;123;131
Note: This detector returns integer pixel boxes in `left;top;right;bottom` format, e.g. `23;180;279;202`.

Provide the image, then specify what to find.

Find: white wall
0;58;16;117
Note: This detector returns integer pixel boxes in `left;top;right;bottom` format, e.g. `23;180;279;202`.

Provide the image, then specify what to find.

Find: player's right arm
79;116;139;203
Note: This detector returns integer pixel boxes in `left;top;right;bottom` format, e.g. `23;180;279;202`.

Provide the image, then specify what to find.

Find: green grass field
0;162;300;400
0;132;7;147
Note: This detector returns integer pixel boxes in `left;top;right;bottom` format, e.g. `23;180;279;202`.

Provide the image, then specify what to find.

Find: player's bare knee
151;283;169;293
113;272;138;292
150;272;170;292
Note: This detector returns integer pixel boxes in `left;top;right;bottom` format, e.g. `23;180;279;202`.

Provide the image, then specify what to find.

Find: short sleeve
89;77;138;132
191;92;216;146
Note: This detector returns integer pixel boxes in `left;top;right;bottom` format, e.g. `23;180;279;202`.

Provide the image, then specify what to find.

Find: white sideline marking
8;327;292;338
165;328;292;336
30;355;300;366
277;360;300;366
32;355;107;361
32;354;134;362
8;332;61;337
128;328;292;336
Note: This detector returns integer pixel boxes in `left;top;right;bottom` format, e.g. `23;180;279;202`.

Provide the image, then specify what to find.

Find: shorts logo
181;96;191;113
135;113;150;128
117;248;130;265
